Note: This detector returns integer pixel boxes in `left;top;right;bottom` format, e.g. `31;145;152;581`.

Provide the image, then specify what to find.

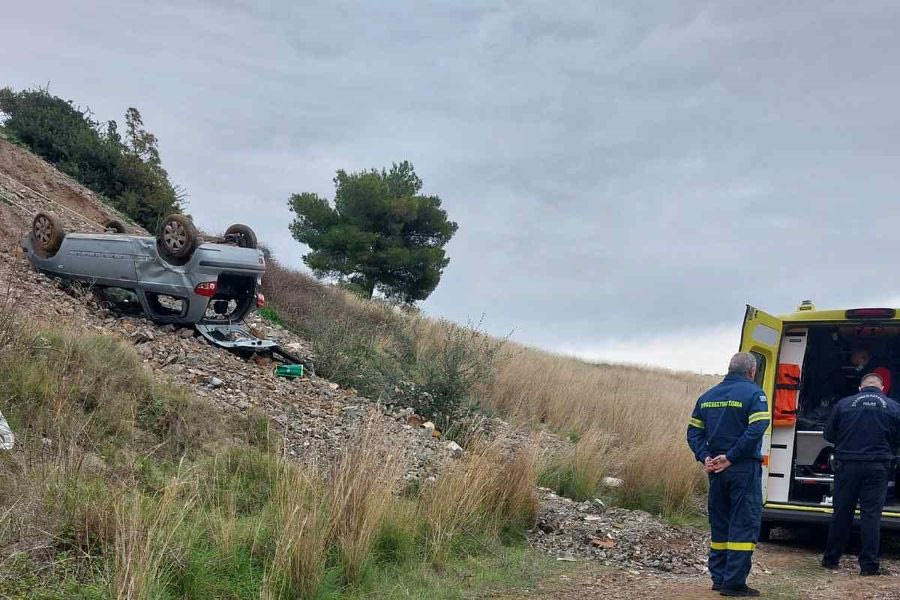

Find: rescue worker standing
687;352;770;597
822;373;900;574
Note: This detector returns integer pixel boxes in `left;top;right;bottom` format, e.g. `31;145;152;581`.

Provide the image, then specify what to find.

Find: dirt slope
0;138;141;250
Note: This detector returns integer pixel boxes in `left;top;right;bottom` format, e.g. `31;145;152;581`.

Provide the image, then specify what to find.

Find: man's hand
704;456;717;473
710;455;732;473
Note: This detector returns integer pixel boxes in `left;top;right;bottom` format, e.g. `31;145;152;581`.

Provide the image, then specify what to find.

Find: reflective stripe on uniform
710;541;756;551
748;411;769;424
689;418;705;429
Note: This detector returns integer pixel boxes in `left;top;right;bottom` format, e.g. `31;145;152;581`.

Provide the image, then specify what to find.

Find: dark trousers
708;461;762;589
823;461;889;571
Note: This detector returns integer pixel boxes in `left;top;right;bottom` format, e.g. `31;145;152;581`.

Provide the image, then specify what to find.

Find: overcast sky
5;1;900;373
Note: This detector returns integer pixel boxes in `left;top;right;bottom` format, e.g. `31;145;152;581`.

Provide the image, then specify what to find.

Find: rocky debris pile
529;487;709;575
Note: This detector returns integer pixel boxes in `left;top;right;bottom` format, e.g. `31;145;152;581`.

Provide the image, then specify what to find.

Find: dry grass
262;462;330;600
422;439;538;560
488;343;716;514
113;477;195;600
538;428;620;502
327;417;404;582
262;261;718;515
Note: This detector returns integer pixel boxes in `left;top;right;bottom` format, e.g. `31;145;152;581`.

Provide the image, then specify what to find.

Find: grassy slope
0;308;551;599
261;260;717;517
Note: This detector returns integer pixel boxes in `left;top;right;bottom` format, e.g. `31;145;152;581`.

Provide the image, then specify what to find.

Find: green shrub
256;307;284;327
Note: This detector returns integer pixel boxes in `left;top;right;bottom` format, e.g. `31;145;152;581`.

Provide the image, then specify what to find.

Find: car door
62;233;139;285
740;305;783;503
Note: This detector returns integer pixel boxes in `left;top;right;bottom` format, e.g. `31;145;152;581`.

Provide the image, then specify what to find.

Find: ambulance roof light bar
845;308;896;319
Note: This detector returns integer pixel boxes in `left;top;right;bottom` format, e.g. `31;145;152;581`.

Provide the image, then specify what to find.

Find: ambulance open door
740;306;783;503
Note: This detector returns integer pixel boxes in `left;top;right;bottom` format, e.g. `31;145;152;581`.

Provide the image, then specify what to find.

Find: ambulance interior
771;323;900;509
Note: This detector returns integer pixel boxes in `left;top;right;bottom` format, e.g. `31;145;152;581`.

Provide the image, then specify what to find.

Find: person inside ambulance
800;347;893;430
686;352;769;597
842;347;892;397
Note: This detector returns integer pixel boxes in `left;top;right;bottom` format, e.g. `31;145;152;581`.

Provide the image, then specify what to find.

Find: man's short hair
728;352;758;376
861;373;884;389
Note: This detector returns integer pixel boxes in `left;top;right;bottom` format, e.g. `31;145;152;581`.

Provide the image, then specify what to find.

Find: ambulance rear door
740;305;783;502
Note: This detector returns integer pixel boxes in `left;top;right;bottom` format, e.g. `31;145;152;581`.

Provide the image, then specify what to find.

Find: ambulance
742;302;900;538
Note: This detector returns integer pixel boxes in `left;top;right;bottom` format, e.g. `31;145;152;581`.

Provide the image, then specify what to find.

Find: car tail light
194;281;218;297
256;293;266;308
845;308;896;319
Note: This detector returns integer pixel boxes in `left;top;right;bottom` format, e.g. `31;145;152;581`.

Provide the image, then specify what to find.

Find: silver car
23;212;265;325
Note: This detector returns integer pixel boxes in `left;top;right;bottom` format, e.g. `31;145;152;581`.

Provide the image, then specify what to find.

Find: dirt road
512;528;900;600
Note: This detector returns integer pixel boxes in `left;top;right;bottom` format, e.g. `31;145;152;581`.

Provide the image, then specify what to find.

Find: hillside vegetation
0;87;182;230
261;261;717;517
0;306;552;599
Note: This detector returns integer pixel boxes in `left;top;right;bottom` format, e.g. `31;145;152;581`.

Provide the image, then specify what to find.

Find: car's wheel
32;212;65;255
104;219;127;233
158;214;197;262
225;223;257;249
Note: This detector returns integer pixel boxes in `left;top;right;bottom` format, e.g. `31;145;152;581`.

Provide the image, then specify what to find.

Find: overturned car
23;212;265;325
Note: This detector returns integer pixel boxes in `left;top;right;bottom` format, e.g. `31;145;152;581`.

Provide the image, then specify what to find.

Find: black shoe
712;583;722;591
821;560;839;569
720;585;761;597
860;568;882;576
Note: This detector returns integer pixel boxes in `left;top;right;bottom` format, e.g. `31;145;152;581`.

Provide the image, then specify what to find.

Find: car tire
32;211;65;255
158;214;198;262
225;223;257;249
104;219;127;233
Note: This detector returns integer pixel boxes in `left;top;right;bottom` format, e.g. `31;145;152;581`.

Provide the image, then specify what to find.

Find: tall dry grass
262;261;719;515
327;418;404;582
114;478;195;600
488;343;716;514
262;462;330;599
422;439;538;560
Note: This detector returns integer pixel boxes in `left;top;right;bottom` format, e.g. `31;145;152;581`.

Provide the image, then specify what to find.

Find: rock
527;488;707;574
445;441;463;457
602;477;624;488
178;327;194;338
422;421;436;433
209;376;224;388
329;382;339;390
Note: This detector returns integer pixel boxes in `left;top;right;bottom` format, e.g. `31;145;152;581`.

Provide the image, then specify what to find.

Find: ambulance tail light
194;281;218;297
846;308;896;319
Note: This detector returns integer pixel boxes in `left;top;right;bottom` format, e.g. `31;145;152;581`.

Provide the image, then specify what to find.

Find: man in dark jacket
687;352;770;597
822;373;900;574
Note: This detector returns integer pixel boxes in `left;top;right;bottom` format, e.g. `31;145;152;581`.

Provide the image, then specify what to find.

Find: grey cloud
4;1;900;369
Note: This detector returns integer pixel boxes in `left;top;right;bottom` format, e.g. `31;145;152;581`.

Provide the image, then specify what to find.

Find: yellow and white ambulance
742;302;900;537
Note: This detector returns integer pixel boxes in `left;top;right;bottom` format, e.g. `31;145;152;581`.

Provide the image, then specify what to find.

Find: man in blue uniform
822;372;900;574
687;352;770;597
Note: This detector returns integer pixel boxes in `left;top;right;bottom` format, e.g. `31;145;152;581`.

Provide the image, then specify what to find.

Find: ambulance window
752;323;778;346
750;351;766;387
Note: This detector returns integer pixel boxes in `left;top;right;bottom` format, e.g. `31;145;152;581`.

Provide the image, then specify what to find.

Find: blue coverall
822;386;900;572
686;373;770;591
